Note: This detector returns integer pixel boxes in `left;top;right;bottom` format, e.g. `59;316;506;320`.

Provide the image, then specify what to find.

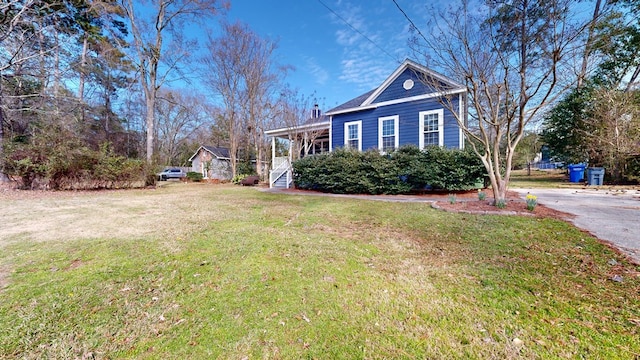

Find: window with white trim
419;109;444;148
344;120;362;151
378;115;399;152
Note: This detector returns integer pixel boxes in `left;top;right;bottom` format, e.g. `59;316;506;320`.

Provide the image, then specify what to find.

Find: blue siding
372;69;450;104
331;96;462;151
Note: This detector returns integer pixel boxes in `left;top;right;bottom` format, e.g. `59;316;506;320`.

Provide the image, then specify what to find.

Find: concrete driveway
514;188;640;264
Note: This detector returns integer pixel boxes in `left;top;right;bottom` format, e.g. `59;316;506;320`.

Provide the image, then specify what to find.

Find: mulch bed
433;196;574;220
277;187;574;220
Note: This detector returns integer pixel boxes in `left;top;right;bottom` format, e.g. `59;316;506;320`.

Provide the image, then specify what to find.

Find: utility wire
316;0;398;62
391;0;428;44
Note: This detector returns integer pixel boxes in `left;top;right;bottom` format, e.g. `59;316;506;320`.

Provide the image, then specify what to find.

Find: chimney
312;104;321;119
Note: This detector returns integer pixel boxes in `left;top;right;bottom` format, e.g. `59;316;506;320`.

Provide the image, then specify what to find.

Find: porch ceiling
264;121;330;138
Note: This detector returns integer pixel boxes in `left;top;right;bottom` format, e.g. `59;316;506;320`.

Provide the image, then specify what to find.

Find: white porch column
271;137;276;169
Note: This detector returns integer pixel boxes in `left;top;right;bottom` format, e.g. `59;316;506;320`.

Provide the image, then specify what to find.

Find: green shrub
392;145;486;191
2;136;146;190
292;148;411;195
186;171;204;182
232;174;251;184
292;145;486;195
237;161;257;176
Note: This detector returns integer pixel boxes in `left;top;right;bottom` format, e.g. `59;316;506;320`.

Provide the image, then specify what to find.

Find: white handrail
269;158;292;188
272;156;288;170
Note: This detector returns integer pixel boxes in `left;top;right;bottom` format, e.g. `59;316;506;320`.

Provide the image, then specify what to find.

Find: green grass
0;184;638;358
509;169;571;188
509;169;640;190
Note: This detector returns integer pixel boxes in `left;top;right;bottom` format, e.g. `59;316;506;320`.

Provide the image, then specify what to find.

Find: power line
316;0;398;62
391;0;428;44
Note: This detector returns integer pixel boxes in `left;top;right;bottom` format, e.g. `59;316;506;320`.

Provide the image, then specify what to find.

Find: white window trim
378;115;399;152
419;109;444;149
344;120;362;151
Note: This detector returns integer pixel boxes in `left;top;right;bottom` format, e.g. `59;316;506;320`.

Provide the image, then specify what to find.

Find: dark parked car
158;168;186;181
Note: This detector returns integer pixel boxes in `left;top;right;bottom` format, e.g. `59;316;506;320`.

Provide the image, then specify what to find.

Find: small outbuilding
189;146;233;181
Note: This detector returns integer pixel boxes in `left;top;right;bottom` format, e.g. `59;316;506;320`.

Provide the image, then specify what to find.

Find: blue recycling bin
587;167;605;186
568;164;586;183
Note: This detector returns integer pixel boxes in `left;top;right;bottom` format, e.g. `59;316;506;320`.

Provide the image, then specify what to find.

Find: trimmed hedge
292;145;485;195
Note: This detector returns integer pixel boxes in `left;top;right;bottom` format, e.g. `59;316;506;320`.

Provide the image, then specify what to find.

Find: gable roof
325;59;466;116
188;146;231;162
325;89;376;114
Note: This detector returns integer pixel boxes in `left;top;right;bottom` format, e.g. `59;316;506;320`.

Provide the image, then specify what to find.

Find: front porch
265;120;330;189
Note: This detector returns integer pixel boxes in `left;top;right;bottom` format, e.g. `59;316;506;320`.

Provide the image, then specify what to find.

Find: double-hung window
344;120;362;151
419;109;444;148
378;115;399;152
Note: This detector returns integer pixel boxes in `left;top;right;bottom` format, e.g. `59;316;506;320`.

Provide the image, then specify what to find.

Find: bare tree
74;0;128;120
201;21;284;178
275;88;326;161
583;88;640;181
201;22;247;177
0;0;53;73
0;0;58;181
576;0;613;89
412;0;588;204
118;0;228;165
239;26;285;179
155;89;208;165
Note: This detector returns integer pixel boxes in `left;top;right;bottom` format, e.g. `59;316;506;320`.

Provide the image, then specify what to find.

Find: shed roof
188;146;231;162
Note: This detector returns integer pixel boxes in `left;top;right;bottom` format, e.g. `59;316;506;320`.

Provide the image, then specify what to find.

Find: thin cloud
332;3;366;46
304;57;330;85
338;57;391;92
328;0;408;93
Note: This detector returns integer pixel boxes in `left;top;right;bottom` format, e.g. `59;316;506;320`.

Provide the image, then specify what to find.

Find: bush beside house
292;146;486;195
186;171;204;182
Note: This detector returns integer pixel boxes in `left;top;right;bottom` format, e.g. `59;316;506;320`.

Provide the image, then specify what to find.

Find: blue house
266;59;467;188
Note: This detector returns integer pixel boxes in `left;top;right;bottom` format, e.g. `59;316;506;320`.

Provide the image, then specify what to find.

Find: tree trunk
53;28;60;102
492;178;508;205
38;19;47;104
105;92;111;137
78;35;88;122
229;109;238;177
230;139;238;177
145;98;155;164
257;144;264;179
578;0;603;89
0;92;7;182
625;64;640;92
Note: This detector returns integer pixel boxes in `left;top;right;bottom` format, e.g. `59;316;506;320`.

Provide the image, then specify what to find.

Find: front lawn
0;183;638;358
509;169;569;188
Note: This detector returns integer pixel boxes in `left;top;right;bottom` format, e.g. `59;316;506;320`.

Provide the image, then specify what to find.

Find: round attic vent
403;79;414;90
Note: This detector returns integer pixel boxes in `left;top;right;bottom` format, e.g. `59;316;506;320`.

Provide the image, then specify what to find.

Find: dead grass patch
0;183;237;248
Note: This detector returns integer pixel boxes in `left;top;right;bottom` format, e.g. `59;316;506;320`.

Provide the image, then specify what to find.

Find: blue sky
225;0;424;110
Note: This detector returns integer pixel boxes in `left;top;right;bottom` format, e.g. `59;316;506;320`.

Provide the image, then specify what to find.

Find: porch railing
269;157;292;189
272;156;289;170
